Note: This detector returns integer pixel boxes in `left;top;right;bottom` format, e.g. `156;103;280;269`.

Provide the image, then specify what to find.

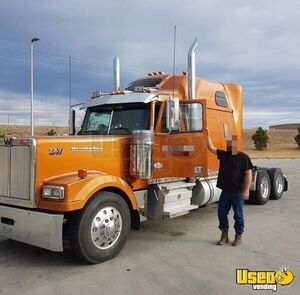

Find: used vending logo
236;268;294;292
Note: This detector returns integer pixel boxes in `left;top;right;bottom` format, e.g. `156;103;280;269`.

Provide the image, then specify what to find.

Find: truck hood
35;135;131;185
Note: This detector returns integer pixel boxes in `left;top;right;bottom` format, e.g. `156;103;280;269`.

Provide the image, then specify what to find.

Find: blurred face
226;136;238;155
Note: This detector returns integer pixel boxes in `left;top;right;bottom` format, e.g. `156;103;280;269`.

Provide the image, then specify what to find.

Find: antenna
69;55;72;108
172;25;177;98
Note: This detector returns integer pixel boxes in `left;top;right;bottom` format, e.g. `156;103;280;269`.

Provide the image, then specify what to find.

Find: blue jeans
218;191;244;235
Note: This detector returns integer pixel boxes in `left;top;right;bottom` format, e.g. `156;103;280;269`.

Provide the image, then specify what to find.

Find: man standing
206;130;253;246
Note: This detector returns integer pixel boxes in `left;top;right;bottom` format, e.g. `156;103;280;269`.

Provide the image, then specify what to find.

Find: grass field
0;125;299;158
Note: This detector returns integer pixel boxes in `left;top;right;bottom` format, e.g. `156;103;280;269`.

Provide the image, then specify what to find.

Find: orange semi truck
0;40;287;263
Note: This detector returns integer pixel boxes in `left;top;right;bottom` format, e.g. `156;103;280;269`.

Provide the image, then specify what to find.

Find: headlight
42;186;64;199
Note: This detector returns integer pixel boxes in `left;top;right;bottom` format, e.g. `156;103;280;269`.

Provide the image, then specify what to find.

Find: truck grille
0;138;36;207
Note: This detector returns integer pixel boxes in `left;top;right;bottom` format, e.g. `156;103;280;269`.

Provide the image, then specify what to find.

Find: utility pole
7;113;10;134
30;37;39;137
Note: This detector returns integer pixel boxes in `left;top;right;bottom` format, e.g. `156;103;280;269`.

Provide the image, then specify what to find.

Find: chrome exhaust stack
188;38;198;99
113;56;120;91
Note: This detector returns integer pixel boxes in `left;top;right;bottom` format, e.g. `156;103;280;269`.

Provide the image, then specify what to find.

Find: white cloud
0;90;69;126
0;0;300;128
244;107;300;128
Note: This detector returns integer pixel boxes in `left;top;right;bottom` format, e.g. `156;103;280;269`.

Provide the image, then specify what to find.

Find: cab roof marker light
78;169;88;179
91;91;102;99
147;71;165;76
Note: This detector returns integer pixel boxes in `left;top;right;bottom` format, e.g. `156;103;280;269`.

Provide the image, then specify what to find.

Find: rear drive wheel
267;168;284;200
69;191;131;264
249;170;271;205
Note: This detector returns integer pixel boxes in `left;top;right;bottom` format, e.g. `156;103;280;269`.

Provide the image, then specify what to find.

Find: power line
0;38;142;74
0;42;109;68
0;37;29;46
0;43;28;52
0;54;115;76
0;54;28;64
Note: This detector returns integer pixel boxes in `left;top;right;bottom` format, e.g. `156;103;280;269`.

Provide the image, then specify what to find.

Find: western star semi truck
0;39;287;263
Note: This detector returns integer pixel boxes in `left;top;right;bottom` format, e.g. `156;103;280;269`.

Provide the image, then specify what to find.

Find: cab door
152;100;208;179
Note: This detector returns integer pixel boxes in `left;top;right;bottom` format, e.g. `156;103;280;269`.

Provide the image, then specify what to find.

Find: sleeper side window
215;91;229;108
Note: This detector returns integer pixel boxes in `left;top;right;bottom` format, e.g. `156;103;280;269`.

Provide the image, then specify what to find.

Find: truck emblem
4;138;13;146
49;147;63;156
70;147;103;152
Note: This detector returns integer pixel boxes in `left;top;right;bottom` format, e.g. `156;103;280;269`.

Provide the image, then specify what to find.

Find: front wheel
68;191;131;264
249;170;271;205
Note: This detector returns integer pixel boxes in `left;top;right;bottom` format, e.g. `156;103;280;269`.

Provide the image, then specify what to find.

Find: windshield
79;103;150;135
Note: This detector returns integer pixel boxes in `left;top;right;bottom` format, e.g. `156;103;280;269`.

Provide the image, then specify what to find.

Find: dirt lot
243;129;300;159
0;125;68;138
0;125;299;158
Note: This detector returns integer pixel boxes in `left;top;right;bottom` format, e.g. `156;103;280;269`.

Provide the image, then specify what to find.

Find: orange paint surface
35;74;243;212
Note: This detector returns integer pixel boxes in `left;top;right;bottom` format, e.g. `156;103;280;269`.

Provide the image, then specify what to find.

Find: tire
249;170;271;205
267;168;284;200
68;191;131;264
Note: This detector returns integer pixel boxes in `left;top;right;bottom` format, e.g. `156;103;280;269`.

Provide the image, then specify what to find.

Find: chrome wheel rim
91;206;122;250
260;176;269;199
275;174;284;195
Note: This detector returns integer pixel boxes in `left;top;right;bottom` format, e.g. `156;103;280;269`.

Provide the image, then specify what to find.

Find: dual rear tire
267;168;284;200
250;168;284;205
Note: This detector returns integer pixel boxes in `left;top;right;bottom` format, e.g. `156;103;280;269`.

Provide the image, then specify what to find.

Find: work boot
217;229;229;245
232;234;242;246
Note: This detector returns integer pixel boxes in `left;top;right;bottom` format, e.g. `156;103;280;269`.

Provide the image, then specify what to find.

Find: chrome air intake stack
113;56;120;92
187;38;201;130
130;130;154;179
188;38;198;100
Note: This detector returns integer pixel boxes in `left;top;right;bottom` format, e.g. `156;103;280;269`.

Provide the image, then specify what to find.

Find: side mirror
166;96;180;132
69;109;76;135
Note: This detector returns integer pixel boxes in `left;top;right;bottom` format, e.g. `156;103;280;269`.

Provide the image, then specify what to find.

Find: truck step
164;204;198;219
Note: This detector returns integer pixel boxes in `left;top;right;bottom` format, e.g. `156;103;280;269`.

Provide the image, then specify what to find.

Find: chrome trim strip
0;146;9;196
107;110;114;134
83;92;158;108
32;138;37;207
149;177;186;184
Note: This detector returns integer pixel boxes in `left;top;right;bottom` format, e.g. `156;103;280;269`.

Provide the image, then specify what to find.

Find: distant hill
270;123;300;130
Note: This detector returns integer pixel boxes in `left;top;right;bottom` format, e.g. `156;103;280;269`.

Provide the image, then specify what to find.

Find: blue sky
0;0;299;127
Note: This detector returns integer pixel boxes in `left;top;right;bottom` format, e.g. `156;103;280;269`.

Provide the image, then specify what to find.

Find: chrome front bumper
0;205;63;252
